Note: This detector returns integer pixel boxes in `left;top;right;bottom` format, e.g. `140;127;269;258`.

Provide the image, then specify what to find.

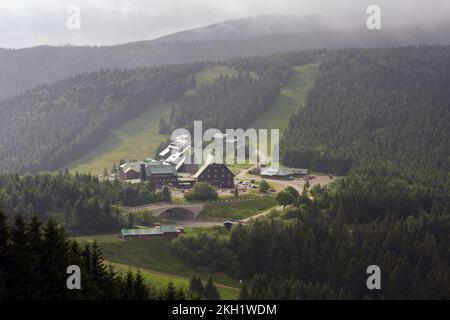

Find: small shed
223;221;234;229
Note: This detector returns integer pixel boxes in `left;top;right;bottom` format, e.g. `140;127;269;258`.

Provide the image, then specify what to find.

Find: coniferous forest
0;173;171;234
0;46;449;300
0;63;204;173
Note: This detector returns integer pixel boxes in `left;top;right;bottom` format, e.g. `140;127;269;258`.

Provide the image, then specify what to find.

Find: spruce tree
204;276;220;300
123;269;134;300
90;240;107;291
42;219;70;299
165;280;177;300
8;215;34;299
189;275;204;300
133;271;149;300
175;287;187;300
27;215;44;299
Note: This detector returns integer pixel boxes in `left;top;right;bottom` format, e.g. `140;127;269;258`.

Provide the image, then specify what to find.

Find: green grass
109;261;239;300
74;233;240;299
250;62;321;132
200;197;277;220
194;66;240;87
65;106;169;175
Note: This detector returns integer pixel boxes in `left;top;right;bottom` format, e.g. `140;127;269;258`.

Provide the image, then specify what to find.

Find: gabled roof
193;154;215;178
193;154;235;178
120;162;141;173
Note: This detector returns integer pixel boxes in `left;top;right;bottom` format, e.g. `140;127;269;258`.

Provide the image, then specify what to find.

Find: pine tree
189;275;204;300
123;269;134;300
133;271;149;300
165;280;177;300
42;219;70;299
204;276;220;300
175;287;187;300
27;215;44;299
8;215;34;299
91;240;107;287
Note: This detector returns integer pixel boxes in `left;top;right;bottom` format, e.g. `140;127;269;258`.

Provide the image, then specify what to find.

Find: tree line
0;209;221;300
0;63;204;174
281;47;450;197
0;172;171;234
171;182;450;299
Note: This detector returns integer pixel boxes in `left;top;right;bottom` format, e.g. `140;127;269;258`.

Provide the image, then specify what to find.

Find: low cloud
1;0;449;48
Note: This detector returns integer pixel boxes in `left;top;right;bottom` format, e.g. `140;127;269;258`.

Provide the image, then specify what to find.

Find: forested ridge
281;47;450;195
0;63;203;173
2;18;449;101
0;50;317;174
168;51;316;130
1;46;450;300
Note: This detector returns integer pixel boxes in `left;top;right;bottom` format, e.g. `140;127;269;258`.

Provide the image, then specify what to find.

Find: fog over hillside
1;15;450;101
1;0;450;48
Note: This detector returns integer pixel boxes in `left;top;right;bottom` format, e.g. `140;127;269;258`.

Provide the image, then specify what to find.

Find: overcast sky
1;0;449;49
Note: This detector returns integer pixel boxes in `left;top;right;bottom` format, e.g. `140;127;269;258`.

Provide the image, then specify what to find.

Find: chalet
118;159;178;187
194;155;235;188
120;225;181;240
117;162;141;181
140;159;178;188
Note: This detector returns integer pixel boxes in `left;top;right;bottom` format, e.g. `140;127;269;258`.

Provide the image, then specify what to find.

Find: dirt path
239;205;282;223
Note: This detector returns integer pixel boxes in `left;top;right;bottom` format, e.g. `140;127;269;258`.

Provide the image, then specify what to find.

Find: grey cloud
1;0;449;48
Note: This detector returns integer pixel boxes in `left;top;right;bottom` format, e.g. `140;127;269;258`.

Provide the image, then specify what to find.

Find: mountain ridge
1;15;450;101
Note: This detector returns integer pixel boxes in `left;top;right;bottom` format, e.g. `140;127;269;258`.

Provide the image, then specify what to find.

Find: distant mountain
153;14;326;42
1;15;450;101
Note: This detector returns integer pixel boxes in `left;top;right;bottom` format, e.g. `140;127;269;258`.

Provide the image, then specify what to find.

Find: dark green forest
0;173;170;234
172;183;450;299
1;46;449;300
0;63;203;173
281;47;450;195
0;209;150;299
2;16;450;101
168;51;315;130
0;209;220;300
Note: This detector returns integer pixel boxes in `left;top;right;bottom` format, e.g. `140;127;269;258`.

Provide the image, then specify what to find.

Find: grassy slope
66;66;242;175
75;233;240;299
250;62;321;131
65;106;169;175
200;197;277;220
195;65;240;86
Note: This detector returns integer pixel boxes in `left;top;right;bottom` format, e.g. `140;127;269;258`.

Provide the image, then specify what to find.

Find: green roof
145;164;177;176
121;225;178;236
